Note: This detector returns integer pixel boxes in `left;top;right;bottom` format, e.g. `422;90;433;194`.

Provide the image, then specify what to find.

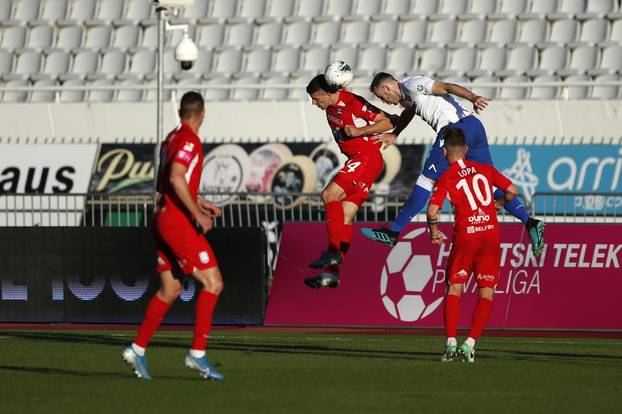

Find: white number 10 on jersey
456;174;492;210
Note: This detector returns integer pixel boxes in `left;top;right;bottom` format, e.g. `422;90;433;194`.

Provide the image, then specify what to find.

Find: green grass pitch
0;329;620;413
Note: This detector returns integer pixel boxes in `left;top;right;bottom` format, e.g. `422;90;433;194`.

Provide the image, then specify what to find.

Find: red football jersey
156;122;203;220
325;90;383;157
429;159;513;237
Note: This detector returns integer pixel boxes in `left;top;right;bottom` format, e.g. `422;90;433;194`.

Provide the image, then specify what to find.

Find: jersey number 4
456;174;492;210
345;161;361;173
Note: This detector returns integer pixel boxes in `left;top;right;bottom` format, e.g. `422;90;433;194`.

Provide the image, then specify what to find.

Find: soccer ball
380;227;445;322
324;61;353;89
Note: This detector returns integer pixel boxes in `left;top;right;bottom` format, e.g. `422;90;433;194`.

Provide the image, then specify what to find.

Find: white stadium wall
0;100;621;144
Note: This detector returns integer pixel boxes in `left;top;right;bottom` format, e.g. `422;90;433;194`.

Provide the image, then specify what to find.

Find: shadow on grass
0;364;199;381
478;348;622;363
0;331;437;361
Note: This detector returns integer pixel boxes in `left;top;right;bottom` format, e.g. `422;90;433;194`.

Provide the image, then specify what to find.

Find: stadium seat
13;49;42;78
65;48;99;79
0;26;27;51
60;0;96;24
37;0;68;22
94;0;124;22
452;18;488;47
468;0;499;15
554;0;587;17
181;0;209;19
288;73;309;100
324;0;353;17
353;0;382;16
497;45;537;77
141;24;158;49
558;45;599;76
59;78;86;102
266;0;295;18
358;45;386;73
300;45;330;72
515;19;548;46
115;77;143;102
369;17;398;45
384;0;411;15
582;0;618;17
84;25;112;49
490;0;529;18
283;20;311;46
311;19;341;45
99;48;127;78
529;46;568;76
0;0;13;21
298;0;324;18
87;78;114;102
210;0;238;19
243;46;271;74
231;74;260;101
487;19;518;45
471;75;499;99
57;25;83;50
523;0;558;18
412;0;439;15
255;22;283;46
239;0;266;19
418;47;447;75
564;74;591;98
162;47;180;75
12;0;40;21
30;78;57;103
437;47;477;77
575;19;608;45
398;18;427;45
423;19;458;46
2;79;29;102
27;24;54;50
331;45;358;68
144;77;172;101
386;45;415;75
468;47;506;77
124;0;152;23
545;19;579;45
203;75;230;101
127;48;156;77
498;75;530;99
184;47;213;78
591;74;620;98
340;19;370;45
214;47;243;74
225;21;254;47
196;22;225;48
588;45;622;75
165;24;195;48
434;0;469;18
0;50;14;76
530;75;561;99
35;49;72;80
260;74;289;100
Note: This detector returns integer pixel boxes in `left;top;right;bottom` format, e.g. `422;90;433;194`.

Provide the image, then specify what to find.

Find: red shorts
332;150;384;207
446;232;501;288
153;208;218;274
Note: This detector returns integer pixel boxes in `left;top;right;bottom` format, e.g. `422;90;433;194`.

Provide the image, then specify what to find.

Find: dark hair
370;72;395;91
306;74;339;95
179;91;205;119
443;128;466;150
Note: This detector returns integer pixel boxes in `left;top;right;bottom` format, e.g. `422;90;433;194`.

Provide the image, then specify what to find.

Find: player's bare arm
198;198;222;218
170;162;212;233
372;104;417;149
494;184;519;210
344;112;393;138
431;81;490;114
426;204;444;245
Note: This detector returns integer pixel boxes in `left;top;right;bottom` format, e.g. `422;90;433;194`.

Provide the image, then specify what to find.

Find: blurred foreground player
123;92;224;380
427;129;518;362
304;74;394;288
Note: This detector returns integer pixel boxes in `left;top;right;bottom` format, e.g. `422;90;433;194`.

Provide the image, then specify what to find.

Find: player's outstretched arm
198;198;222;217
170;162;212;233
371;105;417;149
426;204;444;245
431;81;490;114
344;112;393;138
494;183;519;210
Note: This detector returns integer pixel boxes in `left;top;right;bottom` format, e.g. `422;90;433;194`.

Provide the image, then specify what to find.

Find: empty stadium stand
0;0;621;102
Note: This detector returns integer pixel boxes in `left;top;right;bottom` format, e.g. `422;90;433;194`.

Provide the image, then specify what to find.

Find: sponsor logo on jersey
327;113;343;126
199;251;210;264
455;269;469;278
477;273;496;282
336;109;343;115
468;208;490;224
183;142;195;152
417;85;424;92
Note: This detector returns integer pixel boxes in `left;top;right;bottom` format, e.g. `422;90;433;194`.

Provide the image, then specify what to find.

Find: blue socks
390;176;433;233
494;189;529;225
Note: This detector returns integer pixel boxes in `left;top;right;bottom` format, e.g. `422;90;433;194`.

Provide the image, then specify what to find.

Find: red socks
191;290;219;351
134;295;171;348
444;294;460;338
325;201;344;254
469;297;493;340
340;223;352;256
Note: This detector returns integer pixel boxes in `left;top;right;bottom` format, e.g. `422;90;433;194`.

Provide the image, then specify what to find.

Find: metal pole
154;5;166;200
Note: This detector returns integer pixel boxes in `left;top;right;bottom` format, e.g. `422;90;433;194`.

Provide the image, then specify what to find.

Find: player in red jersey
123;92;224;380
304;74;394;289
427;128;519;362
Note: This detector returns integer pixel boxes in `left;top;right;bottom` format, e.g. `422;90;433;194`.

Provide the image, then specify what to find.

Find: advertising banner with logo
0;144;98;225
489;145;622;215
0;227;268;324
89;142;426;197
265;223;621;330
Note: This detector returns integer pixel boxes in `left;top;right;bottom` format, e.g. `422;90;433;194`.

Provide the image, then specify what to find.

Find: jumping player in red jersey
427;128;519;363
123;92;224;380
304;74;394;289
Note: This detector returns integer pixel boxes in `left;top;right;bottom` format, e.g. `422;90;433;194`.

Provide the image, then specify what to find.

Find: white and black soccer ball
324;61;353;90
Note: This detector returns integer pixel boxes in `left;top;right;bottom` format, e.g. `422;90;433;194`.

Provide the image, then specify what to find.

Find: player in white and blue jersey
361;72;545;256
